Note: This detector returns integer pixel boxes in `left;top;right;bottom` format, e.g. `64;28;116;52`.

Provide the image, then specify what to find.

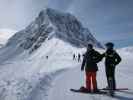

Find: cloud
66;0;133;41
48;0;74;11
0;0;48;30
0;28;17;44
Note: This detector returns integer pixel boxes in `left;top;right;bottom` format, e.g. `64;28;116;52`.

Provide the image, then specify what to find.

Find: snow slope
119;46;133;54
0;38;80;100
0;8;103;100
48;48;133;100
0;8;133;100
0;8;102;63
6;8;102;48
1;42;132;100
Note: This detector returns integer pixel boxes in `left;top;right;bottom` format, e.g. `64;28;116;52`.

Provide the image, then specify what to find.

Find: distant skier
82;54;85;58
73;54;76;60
46;56;48;59
81;44;102;92
78;53;81;62
102;42;121;90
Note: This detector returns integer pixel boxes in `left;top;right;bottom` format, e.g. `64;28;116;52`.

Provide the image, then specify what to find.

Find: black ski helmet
87;44;93;49
105;42;114;48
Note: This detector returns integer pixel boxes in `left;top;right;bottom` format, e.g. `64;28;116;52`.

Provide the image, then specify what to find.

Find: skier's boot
93;88;100;93
79;86;91;93
103;86;109;90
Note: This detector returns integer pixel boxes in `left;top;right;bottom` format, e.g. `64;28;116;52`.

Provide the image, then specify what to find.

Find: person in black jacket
81;44;102;92
102;42;121;90
78;53;81;62
73;54;76;60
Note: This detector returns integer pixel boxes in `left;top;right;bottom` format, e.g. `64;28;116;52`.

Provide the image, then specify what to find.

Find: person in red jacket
81;44;102;92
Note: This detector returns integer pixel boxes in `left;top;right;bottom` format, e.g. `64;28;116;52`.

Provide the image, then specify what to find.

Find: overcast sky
0;0;48;30
0;0;133;46
48;0;133;42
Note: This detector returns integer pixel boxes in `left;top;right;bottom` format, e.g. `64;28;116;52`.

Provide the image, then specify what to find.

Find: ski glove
81;67;84;71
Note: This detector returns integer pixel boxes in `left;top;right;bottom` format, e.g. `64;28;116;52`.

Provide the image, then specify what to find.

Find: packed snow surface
0;38;80;100
0;38;133;100
0;8;133;100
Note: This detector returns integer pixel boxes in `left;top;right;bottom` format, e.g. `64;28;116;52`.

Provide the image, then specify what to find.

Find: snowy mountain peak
46;8;102;48
1;8;133;100
6;8;102;54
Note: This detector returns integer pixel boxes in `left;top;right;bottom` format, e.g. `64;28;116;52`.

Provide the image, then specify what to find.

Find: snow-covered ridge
0;8;103;99
0;37;80;100
0;8;103;63
46;8;102;48
0;8;133;100
0;8;104;63
6;8;102;50
119;46;133;53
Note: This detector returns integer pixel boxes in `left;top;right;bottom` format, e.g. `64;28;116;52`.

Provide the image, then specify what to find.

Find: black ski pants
105;65;116;90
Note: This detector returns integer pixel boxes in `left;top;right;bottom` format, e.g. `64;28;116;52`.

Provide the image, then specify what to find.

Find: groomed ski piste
0;37;133;100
